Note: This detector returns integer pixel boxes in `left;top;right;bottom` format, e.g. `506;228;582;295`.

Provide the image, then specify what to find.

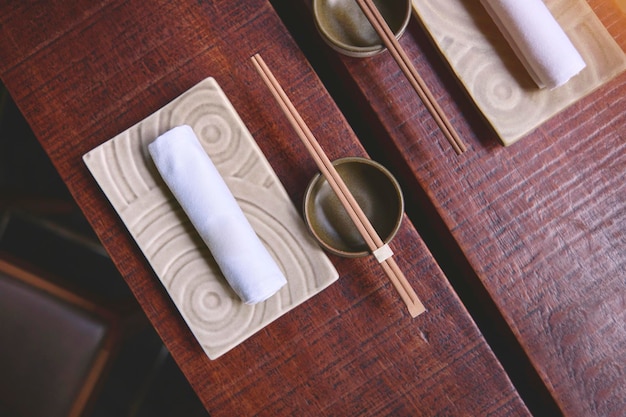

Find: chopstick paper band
373;244;393;263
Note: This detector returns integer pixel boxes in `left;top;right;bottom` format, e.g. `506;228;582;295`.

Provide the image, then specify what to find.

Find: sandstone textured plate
83;77;339;359
412;0;626;145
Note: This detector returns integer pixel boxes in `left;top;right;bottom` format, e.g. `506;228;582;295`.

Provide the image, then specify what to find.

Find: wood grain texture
277;0;626;416
0;0;530;416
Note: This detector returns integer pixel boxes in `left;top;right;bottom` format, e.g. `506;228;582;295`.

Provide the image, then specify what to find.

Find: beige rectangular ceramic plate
83;77;339;359
412;0;626;145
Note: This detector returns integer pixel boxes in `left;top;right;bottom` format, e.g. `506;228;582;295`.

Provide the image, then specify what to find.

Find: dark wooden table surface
0;1;532;416
0;0;622;416
271;1;626;416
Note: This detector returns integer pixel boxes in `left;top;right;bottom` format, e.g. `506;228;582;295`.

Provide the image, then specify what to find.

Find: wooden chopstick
251;53;426;317
356;0;467;155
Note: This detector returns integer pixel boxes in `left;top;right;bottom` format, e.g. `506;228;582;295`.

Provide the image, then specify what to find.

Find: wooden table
0;0;617;416
271;1;626;416
0;1;531;416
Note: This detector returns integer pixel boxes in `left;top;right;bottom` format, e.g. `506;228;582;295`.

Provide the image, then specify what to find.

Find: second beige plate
412;0;626;145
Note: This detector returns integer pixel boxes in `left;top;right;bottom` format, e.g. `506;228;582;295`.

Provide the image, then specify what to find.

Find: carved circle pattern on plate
172;263;255;331
169;87;251;174
83;77;339;359
239;193;315;303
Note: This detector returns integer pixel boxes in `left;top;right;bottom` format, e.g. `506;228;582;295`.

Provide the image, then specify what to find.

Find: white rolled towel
148;125;287;304
480;0;586;89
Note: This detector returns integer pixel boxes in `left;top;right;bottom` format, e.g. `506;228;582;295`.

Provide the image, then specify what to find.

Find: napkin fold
148;125;287;304
480;0;586;89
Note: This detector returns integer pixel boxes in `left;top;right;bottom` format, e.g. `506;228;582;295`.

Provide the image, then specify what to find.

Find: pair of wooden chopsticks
251;53;426;318
356;0;467;155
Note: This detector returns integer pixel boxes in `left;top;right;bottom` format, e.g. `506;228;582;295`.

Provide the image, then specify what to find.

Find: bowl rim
312;0;412;57
303;156;404;257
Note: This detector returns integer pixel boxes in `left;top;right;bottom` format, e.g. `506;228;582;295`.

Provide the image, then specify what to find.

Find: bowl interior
304;157;403;257
313;0;411;57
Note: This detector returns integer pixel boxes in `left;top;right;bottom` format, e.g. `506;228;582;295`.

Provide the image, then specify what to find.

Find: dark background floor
0;83;210;416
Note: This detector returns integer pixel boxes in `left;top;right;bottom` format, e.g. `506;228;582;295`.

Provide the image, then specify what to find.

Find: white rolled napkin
148;125;287;304
480;0;586;89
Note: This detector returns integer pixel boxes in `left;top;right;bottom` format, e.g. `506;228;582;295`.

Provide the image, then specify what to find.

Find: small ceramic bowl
303;157;404;257
312;0;411;58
